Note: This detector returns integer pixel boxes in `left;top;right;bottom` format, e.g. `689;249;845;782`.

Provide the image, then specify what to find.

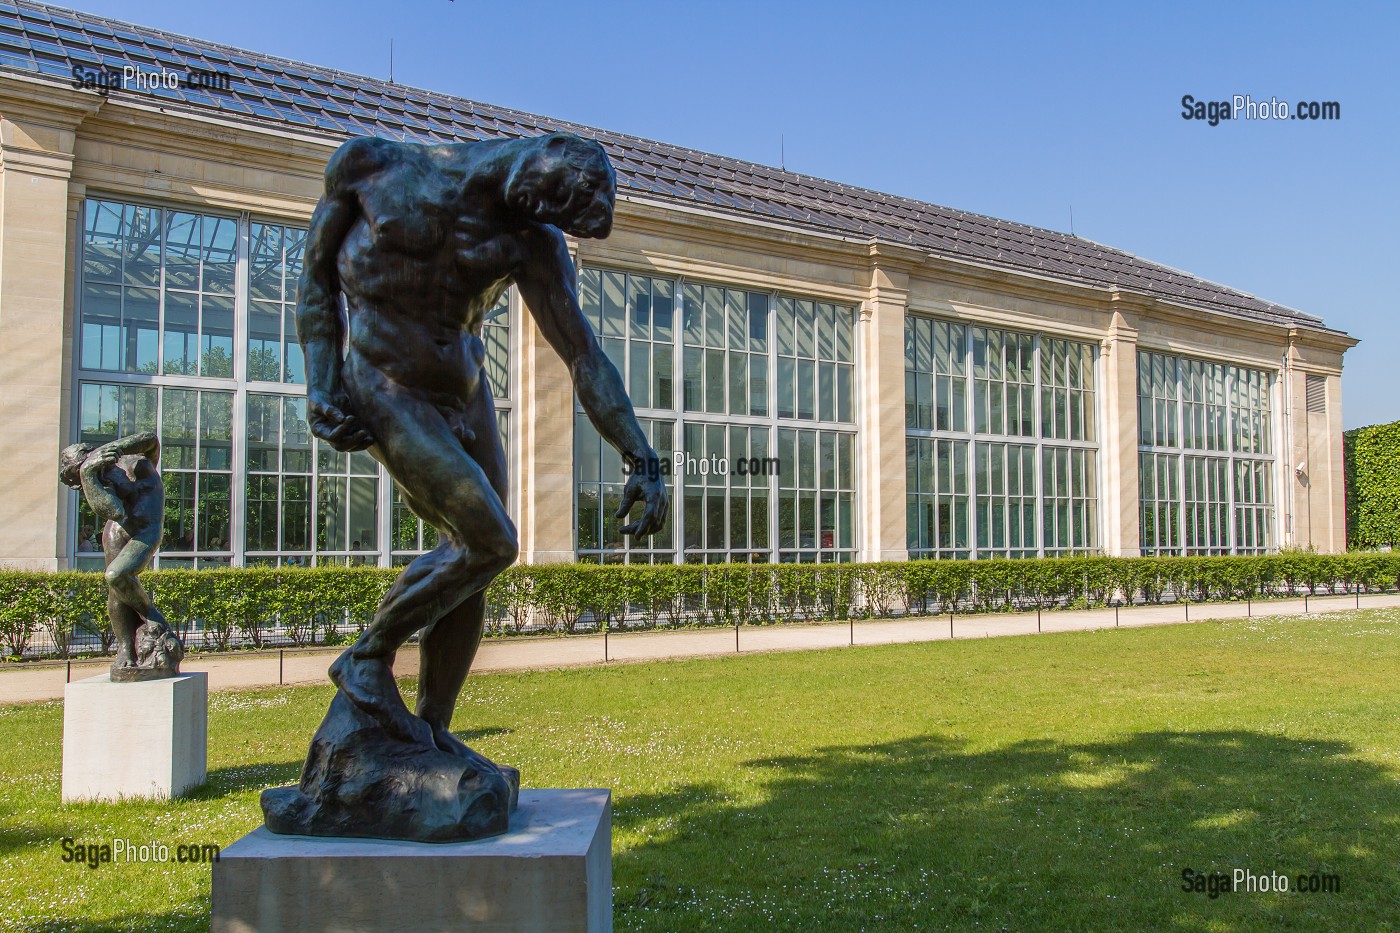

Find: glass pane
246;394;280;472
704;286;725;348
164;291;199;376
164;212;201;291
727;290;745;349
577;486;600;550
248;302;282;381
797;359;815;420
653;280;673;341
125;206;161;288
705;348;725;413
796;301;815;357
776;297;795;356
683;346;703;411
203;216;237;295
749;353;768;417
835;308;853;362
282;476;311;550
778;356;796;419
125;288;160;374
199;392;233;470
198;473;231;550
348;476;378;551
629;344;650;408
602;271;626;338
629;275;650;340
162;389;198;470
80;282;121;371
202;295;235;377
283;305;306;384
747;292;768;350
683;283;703;346
728;352;746;415
318;475;348;551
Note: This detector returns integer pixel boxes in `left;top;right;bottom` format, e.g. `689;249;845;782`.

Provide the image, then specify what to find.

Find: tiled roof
0;0;1330;331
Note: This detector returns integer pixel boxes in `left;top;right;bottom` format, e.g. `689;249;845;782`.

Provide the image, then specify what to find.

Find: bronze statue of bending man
59;432;183;680
298;132;667;755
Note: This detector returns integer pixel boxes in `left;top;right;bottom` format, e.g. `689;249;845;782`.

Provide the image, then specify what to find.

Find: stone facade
0;72;1356;569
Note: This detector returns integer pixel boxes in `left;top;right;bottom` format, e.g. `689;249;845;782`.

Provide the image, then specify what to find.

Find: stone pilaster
1284;330;1350;553
1099;306;1140;557
0;88;102;569
857;244;919;563
515;293;578;564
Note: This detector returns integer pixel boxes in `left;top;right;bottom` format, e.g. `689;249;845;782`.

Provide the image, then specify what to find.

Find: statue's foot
428;724;520;812
329;648;433;747
430;724;500;765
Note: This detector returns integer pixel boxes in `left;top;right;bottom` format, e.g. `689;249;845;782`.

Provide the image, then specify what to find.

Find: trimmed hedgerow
3;551;1398;658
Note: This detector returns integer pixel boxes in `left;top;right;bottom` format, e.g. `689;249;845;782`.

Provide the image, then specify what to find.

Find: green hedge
1345;421;1400;550
3;552;1398;659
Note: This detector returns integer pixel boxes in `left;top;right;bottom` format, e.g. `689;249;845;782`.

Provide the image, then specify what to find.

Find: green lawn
3;610;1400;931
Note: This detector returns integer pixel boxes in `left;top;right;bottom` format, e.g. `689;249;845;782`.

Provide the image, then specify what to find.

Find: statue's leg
415;384;508;755
107;590;139;668
331;376;516;743
101;525;154;665
417;590;486;755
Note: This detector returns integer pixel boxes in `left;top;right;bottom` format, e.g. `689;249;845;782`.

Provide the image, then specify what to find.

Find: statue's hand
308;392;375;452
88;444;120;472
615;468;669;539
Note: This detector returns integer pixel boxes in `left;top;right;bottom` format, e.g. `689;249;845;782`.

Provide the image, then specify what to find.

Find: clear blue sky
73;0;1398;429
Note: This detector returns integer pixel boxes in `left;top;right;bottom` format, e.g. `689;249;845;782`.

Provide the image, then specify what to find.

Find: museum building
0;1;1355;572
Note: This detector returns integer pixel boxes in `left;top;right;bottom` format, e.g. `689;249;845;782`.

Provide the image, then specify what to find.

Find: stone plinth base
61;672;208;802
212;788;612;933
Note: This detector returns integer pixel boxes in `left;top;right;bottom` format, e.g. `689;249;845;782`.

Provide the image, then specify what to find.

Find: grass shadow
613;730;1400;930
190;760;305;798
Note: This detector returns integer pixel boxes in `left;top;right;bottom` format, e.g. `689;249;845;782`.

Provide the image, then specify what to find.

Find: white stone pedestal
61;672;208;803
211;788;612;933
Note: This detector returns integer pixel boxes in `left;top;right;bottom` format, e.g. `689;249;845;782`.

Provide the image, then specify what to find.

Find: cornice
0;72;105;131
79;101;336;174
614;194;871;272
1287;326;1360;354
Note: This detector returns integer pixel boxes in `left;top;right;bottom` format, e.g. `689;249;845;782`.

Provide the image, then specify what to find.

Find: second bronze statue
59;432;184;683
261;132;669;842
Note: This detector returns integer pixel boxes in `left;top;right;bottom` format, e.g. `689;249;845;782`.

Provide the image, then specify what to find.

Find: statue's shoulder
324;136;408;190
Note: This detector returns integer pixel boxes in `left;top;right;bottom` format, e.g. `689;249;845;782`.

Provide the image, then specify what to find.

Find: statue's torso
334;149;524;403
105;455;162;540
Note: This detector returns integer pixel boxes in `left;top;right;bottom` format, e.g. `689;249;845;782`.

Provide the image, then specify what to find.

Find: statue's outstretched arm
517;226;668;539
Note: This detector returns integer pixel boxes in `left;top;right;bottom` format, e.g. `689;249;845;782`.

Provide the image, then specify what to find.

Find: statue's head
59;442;93;489
505;133;615;239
